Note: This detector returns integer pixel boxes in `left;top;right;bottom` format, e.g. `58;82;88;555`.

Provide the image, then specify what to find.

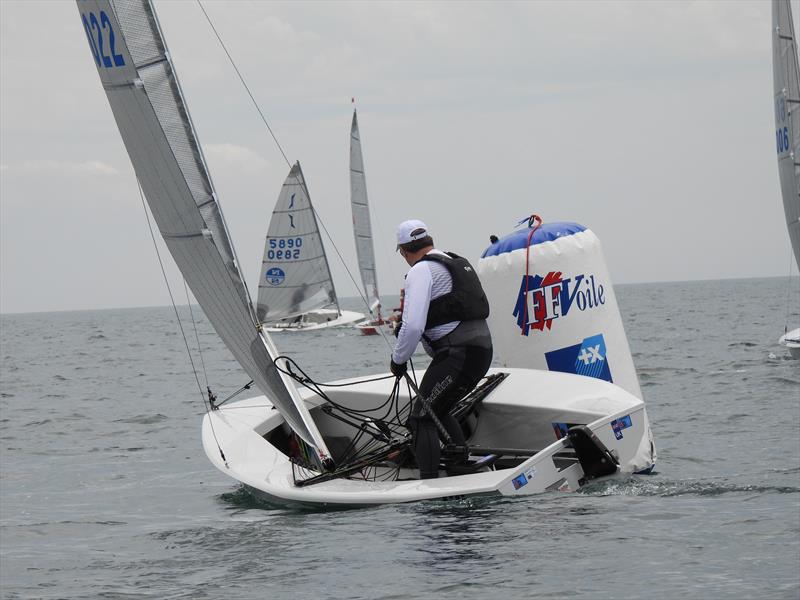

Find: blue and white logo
511;467;536;491
611;414;632;440
512;271;606;335
265;267;286;286
511;473;528;490
545;333;612;383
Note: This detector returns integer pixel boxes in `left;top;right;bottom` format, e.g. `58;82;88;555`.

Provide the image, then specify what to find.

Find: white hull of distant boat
779;327;800;358
202;368;656;507
262;309;364;333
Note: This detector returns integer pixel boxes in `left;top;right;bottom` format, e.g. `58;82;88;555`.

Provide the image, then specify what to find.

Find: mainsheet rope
273;356;450;449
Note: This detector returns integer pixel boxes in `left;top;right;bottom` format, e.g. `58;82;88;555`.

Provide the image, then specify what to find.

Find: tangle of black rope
273;356;399;406
275;356;412;436
271;356;419;481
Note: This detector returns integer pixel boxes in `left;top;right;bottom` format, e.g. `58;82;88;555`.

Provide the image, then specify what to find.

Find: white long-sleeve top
392;249;459;364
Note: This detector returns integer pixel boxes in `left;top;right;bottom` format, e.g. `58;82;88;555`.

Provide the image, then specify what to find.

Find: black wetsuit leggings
408;344;493;479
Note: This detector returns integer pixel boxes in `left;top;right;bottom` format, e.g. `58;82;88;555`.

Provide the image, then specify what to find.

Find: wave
579;474;799;497
115;414;168;425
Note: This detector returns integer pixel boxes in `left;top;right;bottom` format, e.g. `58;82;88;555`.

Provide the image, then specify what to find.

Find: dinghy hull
202;367;656;507
262;309;365;332
779;327;800;359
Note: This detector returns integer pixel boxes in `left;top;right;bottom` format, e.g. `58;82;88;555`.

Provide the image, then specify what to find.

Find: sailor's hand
393;321;403;338
390;359;407;378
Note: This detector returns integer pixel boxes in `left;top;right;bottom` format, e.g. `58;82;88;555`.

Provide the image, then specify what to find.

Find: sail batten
349;110;381;313
257;163;338;323
77;0;330;459
772;0;800;269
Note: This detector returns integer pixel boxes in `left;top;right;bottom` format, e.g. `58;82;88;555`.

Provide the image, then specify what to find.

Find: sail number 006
775;97;790;155
776;126;790;154
81;11;126;69
268;238;302;260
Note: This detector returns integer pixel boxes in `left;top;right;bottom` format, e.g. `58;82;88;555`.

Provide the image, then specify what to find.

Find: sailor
390;219;493;479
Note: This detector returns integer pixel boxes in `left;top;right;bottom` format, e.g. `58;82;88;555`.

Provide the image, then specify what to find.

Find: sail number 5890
268;237;302;260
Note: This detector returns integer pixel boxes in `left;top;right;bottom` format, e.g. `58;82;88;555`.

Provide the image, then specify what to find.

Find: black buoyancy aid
417;252;490;329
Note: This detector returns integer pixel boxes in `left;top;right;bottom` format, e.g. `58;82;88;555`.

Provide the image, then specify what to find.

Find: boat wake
219;487;278;510
216;469;799;513
578;472;800;498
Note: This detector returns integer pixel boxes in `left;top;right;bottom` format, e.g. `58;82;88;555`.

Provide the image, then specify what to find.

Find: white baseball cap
396;219;430;248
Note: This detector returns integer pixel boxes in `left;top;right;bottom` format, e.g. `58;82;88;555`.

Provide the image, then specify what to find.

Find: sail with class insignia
772;0;800;269
349;110;381;313
256;162;338;323
75;0;331;461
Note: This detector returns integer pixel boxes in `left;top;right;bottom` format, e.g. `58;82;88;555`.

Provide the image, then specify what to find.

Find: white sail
256;162;338;323
349;110;381;312
772;0;800;269
76;0;331;462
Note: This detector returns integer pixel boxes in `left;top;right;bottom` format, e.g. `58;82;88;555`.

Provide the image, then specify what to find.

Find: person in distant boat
389;220;493;479
289;283;309;323
489;235;499;244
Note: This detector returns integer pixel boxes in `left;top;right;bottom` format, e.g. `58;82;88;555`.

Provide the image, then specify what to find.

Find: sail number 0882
268;237;302;260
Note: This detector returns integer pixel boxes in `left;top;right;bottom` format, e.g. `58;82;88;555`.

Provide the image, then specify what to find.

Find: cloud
203;143;270;174
1;160;118;176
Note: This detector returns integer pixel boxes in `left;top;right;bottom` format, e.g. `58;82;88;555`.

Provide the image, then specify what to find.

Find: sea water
1;278;798;599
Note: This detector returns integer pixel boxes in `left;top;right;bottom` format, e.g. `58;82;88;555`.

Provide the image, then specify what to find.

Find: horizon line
1;274;797;317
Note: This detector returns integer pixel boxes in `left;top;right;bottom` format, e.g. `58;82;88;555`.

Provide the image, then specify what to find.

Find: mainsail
349;110;381;313
76;0;331;461
772;0;800;269
256;163;338;323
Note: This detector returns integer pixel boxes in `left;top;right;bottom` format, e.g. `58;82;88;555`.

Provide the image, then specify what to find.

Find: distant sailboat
256;162;364;332
771;0;800;359
349;108;386;335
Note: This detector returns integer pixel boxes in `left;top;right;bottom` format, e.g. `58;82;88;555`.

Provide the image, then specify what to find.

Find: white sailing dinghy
78;0;655;507
349;109;386;336
256;162;364;333
772;0;800;359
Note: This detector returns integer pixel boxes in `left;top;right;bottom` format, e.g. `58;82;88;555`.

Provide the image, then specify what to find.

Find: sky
0;0;796;314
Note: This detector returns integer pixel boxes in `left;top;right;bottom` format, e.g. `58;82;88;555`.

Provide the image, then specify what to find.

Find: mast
772;0;800;269
349;109;381;317
76;0;332;466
